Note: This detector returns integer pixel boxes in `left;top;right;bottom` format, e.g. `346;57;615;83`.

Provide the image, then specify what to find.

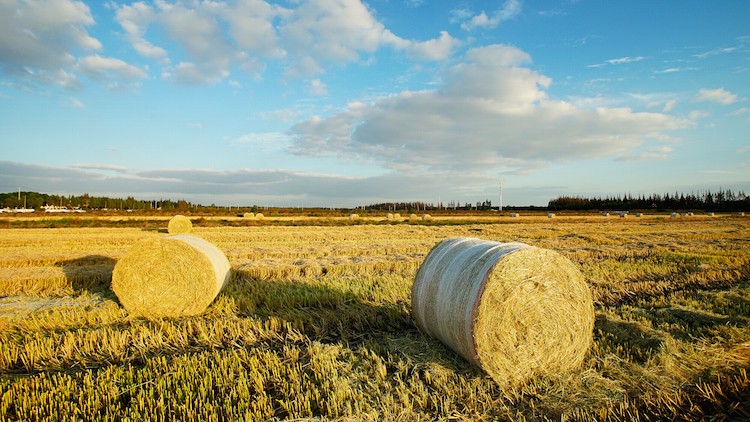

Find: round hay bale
670;213;678;218
422;214;431;220
167;215;192;234
255;213;264;220
739;212;745;217
243;212;255;219
349;213;359;220
602;212;609;217
620;213;628;218
707;212;715;217
393;213;401;220
112;234;231;317
386;213;393;219
412;237;594;387
409;213;418;220
509;212;519;217
636;213;643;217
547;213;555;218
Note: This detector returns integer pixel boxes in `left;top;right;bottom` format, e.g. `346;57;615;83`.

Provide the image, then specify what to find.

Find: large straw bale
243;212;255;219
167;215;192;234
112;234;231;317
412;237;594;387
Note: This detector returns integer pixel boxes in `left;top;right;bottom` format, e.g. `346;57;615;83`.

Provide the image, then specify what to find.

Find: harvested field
0;215;749;420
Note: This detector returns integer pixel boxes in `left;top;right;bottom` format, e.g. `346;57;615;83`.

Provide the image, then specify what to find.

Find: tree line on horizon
547;188;749;212
2;189;748;212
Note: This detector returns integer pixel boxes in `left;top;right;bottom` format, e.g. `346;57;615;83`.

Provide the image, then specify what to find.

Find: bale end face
412;237;594;387
168;215;192;234
111;235;230;318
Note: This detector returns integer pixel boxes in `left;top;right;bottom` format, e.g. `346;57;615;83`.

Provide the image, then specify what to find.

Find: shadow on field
58;255;117;295
224;269;479;374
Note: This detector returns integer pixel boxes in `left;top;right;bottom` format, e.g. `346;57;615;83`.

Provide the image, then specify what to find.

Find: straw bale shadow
224;269;480;375
58;255;117;296
594;313;665;363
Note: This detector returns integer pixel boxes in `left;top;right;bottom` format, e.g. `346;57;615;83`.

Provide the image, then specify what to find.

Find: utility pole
499;180;503;211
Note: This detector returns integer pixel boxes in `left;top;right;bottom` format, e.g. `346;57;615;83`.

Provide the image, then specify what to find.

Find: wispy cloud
694;87;741;104
615;146;674;162
693;47;737;59
187;123;203;129
456;0;522;31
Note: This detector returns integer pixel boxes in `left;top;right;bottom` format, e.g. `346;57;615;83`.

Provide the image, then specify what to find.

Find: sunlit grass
1;217;749;420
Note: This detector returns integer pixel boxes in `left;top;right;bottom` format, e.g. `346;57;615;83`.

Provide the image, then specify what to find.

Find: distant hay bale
412;237;594;387
707;212;715;217
167;215;192;234
349;213;359;220
739;212;745;217
509;213;519;217
386;213;394;219
255;213;264;220
670;213;678;218
688;212;694;216
636;213;643;217
421;214;431;220
112;234;231;317
602;212;610;217
547;213;555;218
409;213;418;220
243;212;255;219
620;213;628;218
393;213;401;220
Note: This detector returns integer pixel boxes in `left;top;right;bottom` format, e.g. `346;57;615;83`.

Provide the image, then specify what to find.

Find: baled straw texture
349;214;359;220
112;234;231;318
243;212;255;218
167;215;192;234
421;214;431;220
255;213;264;219
412;237;594;387
409;213;418;220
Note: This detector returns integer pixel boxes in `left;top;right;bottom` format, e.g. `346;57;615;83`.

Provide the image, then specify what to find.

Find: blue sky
1;0;748;207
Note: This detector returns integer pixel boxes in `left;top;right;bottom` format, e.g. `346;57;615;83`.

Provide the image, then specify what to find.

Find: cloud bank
287;44;690;175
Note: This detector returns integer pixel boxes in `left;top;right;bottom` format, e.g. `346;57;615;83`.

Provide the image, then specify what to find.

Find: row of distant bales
239;211;744;220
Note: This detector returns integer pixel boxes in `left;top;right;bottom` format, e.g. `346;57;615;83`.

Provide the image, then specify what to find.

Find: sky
1;0;748;208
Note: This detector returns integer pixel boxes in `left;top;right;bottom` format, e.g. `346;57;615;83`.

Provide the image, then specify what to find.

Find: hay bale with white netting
112;234;231;318
167;215;192;234
412;237;594;387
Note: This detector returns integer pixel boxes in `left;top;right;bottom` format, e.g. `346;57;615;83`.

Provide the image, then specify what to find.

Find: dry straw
243;212;255;219
349;214;359;220
421;214;431;220
111;234;231;317
255;213;264;220
167;215;192;234
409;213;418;220
412;237;594;387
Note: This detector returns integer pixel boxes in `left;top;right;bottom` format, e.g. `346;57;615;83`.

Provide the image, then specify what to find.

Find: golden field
0;214;749;421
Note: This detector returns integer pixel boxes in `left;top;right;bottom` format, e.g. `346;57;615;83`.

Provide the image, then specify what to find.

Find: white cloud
694;87;740;104
233;132;291;152
734;146;750;154
689;110;711;120
115;0;456;83
308;79;328;96
615;146;674;162
459;0;522;31
187;123;203;129
66;97;85;109
287;44;690;174
728;107;750;116
606;56;646;65
76;55;148;81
